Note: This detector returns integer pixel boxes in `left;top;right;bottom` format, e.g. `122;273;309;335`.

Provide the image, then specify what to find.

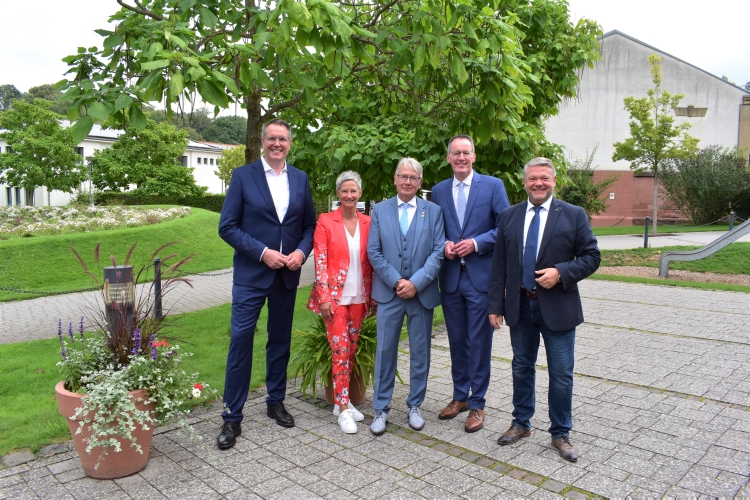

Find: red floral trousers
324;303;366;406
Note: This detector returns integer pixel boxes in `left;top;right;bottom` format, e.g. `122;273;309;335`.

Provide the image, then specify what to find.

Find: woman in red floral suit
308;171;375;434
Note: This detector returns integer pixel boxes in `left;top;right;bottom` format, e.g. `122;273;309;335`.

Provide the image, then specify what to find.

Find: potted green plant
55;242;214;479
290;314;402;405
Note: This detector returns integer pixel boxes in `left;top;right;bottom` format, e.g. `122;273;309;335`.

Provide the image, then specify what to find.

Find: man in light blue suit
431;134;510;433
367;157;445;435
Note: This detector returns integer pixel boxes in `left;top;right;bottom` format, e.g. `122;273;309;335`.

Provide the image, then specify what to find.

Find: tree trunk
245;85;263;164
652;170;658;236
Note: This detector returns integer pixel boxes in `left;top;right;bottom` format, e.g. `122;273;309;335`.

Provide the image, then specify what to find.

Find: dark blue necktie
522;206;541;291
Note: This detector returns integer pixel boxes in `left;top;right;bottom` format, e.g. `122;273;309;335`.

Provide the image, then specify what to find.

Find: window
674;105;707;117
6;146;12;153
197;157;202;164
25;188;34;206
74;147;84;164
15;188;22;206
210;158;214;165
6;187;11;206
179;156;187;166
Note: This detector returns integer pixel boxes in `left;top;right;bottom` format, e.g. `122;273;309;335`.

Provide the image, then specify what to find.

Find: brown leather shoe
464;409;484;433
438;400;469;420
551;436;578;462
497;425;532;445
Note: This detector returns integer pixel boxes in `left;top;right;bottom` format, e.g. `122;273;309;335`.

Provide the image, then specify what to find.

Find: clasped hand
261;249;304;271
444;240;475;260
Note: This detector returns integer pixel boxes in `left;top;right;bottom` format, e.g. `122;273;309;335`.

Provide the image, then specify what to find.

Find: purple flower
166;349;177;358
68;322;75;342
60;347;67;360
131;328;142;356
149;334;157;360
57;318;62;343
79;316;85;340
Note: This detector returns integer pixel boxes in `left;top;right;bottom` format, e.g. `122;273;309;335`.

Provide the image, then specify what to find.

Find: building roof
602;30;749;94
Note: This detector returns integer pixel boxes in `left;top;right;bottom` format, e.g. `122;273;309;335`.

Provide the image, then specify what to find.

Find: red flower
151;340;170;348
193;383;204;390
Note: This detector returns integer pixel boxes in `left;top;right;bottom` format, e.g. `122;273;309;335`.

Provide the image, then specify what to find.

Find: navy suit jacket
218;159;316;289
431;173;510;293
487;197;600;332
367;196;445;309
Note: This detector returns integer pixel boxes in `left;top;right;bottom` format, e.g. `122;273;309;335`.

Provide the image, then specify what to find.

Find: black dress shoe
217;421;241;450
267;403;295;427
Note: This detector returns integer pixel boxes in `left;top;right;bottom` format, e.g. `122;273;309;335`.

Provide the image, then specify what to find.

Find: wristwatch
393;279;401;291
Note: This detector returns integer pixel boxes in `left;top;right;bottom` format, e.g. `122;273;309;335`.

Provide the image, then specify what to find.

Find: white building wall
545;31;749;170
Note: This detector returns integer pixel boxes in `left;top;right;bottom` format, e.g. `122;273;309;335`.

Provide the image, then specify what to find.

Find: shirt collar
397;195;418;208
261;155;287;174
526;196;553;213
453;170;474;188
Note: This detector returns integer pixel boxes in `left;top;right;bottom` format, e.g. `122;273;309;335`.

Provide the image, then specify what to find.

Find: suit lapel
537;198;561;262
461;173;482;232
358;212;369;263
250;163;278;221
442;181;460;231
516;203;526;266
389;197;402;245
282;165;296;223
332;208;347;252
412;198;425;258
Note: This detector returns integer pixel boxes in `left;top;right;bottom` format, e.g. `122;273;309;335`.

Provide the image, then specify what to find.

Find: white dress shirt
259;155;295;260
397;195;417;229
522;196;554;260
340;222;365;305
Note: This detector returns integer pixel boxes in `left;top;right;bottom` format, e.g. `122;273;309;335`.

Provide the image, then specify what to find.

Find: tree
0;99;82;194
203;116;247;144
660;145;750;225
612;54;699;235
215;145;246;189
89;119;205;197
0;84;23;112
557;146;620;221
25;84;68;115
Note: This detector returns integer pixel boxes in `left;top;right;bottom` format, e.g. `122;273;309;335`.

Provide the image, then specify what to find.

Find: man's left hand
396;280;417;299
454;239;475;258
535;268;560;289
286;250;305;271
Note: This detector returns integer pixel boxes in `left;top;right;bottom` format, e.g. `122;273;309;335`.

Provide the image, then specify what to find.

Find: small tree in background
557;146;620;222
0;85;23;112
612;54;699;235
89;119;205;197
25;84;68;115
0;99;82;195
215;145;246;190
660;145;750;225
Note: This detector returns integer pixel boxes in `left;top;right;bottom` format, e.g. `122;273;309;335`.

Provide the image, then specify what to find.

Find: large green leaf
287;1;313;29
169;73;185;99
87;102;109;120
141;59;170;71
70;116;94;143
114;94;133;112
128;106;147;130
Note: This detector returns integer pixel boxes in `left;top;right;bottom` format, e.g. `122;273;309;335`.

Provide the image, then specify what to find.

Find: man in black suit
487;157;600;462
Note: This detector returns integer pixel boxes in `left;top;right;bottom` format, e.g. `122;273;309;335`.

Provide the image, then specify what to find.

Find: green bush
660;146;750;225
76;192;226;213
557;147;620;221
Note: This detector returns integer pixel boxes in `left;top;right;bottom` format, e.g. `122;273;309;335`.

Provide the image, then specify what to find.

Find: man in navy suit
488;157;599;462
431;134;510;433
367;157;444;436
217;118;316;449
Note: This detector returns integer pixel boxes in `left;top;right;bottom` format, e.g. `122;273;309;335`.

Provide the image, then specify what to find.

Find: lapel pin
421;211;425;218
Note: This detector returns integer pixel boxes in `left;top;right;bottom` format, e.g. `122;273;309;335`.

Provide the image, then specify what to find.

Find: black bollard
729;211;735;231
154;257;162;319
644;217;650;249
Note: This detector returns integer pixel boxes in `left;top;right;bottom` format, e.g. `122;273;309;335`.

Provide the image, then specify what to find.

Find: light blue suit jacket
367;196;445;309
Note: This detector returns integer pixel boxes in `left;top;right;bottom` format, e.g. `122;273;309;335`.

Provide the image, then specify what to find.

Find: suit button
398;254;401;257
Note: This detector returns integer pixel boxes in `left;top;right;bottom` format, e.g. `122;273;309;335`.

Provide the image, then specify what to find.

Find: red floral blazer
307;208;375;314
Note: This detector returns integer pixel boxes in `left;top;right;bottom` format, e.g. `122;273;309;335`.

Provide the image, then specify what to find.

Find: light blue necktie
456;181;466;229
522;206;541;291
399;202;410;235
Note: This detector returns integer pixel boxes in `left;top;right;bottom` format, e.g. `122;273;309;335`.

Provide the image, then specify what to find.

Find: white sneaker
333;404;365;422
338;409;358;434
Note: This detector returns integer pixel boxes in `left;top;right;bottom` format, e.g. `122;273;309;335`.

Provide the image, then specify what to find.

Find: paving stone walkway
2;280;749;499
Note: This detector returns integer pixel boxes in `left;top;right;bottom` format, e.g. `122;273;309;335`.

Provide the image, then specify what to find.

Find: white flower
192;387;202;398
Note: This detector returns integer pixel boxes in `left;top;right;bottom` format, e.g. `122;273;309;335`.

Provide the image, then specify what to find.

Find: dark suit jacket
431;173;510;293
487;197;600;332
218;159;316;289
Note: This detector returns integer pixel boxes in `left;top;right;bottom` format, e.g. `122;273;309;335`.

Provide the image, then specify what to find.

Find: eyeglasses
526;176;553;183
263;136;290;144
396;174;421;183
449;151;473;157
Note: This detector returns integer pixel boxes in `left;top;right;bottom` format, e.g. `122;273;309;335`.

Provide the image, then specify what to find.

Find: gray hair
261;118;292;139
396;157;423;178
335;170;362;191
447;134;475;153
523;157;556;177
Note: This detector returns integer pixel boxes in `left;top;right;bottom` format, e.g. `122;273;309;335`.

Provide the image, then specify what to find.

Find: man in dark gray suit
487;157;600;462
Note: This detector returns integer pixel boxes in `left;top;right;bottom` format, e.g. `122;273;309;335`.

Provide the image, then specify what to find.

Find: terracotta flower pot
55;381;156;479
324;368;367;406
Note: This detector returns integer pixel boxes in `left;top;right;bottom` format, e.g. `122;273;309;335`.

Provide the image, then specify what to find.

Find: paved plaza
2;277;749;499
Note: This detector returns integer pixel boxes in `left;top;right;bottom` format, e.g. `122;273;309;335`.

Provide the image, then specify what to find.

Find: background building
545;30;750;226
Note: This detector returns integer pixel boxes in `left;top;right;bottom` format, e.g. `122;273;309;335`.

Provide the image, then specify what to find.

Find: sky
1;0;748;94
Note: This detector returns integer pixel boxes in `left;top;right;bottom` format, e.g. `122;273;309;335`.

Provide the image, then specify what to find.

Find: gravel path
597;265;750;286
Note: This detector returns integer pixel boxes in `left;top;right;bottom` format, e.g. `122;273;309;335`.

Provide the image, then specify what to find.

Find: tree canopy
612;54;699;234
0;85;23;112
0;99;82;193
203;116;247;144
25;84;68;115
89;119;205;197
215;145;246;188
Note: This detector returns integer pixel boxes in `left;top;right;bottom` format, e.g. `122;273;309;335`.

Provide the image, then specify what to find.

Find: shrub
557;146;620;221
660;146;750;225
76;192;226;213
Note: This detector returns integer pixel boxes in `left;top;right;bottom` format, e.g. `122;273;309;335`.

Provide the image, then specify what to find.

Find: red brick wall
588;171;687;227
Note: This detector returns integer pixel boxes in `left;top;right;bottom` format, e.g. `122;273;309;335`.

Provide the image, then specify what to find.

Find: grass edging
589;273;750;293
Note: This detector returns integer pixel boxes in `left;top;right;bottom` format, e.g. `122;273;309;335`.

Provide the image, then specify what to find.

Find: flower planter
323;368;367;406
55;381;155;479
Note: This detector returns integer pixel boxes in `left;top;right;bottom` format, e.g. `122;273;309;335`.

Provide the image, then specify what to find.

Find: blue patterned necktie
522;206;541;291
399;202;410;235
456;181;466;229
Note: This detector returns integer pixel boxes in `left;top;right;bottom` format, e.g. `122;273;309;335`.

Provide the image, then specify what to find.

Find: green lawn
600;243;750;274
593;224;730;236
0;285;446;456
0;208;234;302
